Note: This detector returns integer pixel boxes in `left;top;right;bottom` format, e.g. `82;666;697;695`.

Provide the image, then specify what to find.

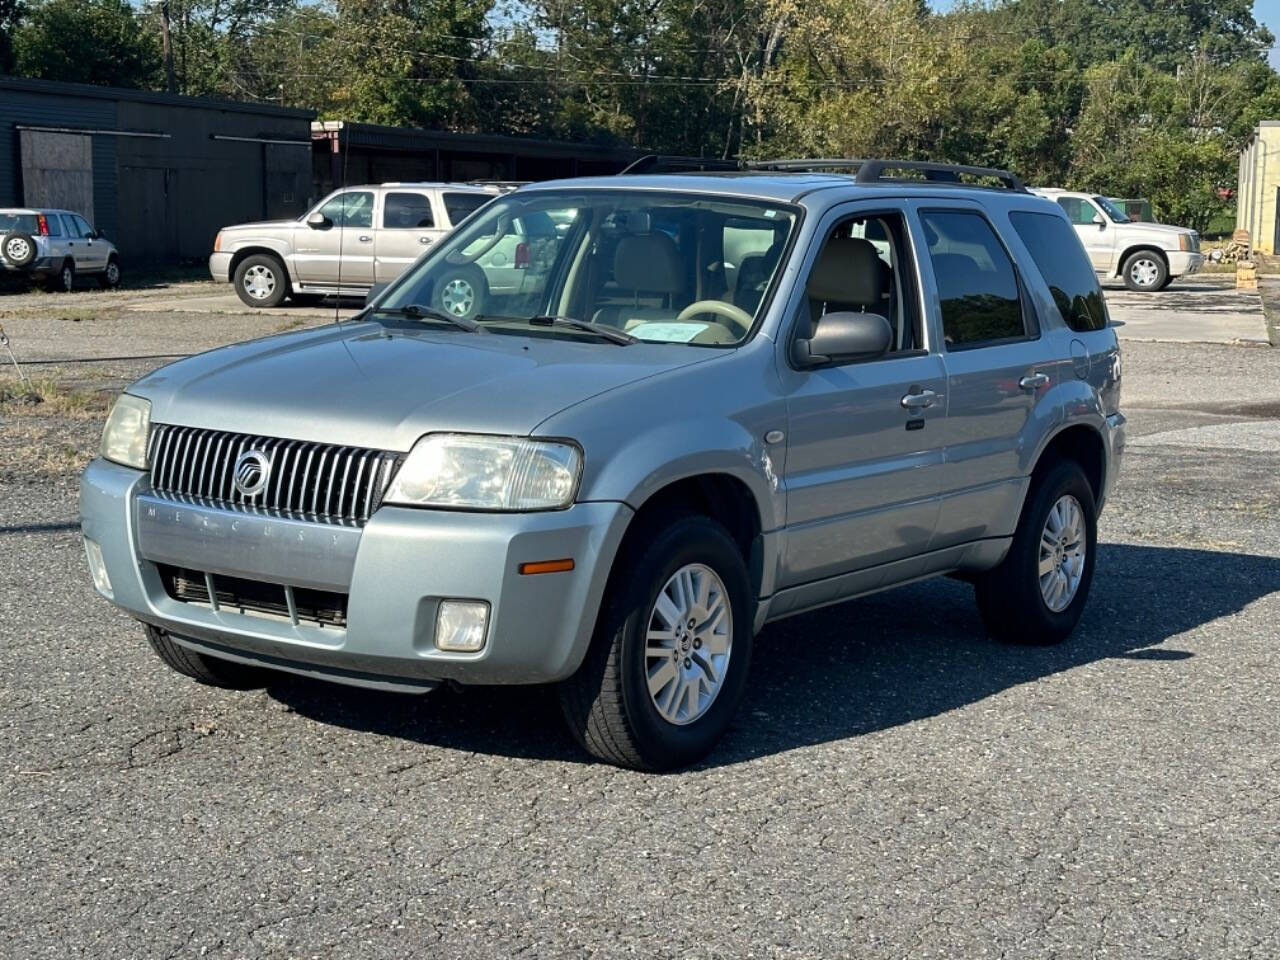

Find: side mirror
307;212;333;230
363;283;388;307
1092;214;1106;228
792;311;893;368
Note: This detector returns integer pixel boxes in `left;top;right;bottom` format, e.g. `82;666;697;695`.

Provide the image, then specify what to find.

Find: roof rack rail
619;154;742;175
745;158;1027;192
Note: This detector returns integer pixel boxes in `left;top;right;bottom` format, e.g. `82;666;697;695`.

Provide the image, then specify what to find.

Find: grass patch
0;377;112;418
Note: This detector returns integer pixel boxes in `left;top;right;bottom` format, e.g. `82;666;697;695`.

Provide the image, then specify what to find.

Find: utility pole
159;0;176;93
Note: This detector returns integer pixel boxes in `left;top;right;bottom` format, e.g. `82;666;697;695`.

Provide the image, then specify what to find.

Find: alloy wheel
243;264;276;300
441;277;475;317
1129;257;1160;288
644;563;733;725
1038;494;1086;613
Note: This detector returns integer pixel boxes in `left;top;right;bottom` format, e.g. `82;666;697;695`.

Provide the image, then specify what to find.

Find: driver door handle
1019;372;1049;391
357;235;372;243
418;236;432;244
901;389;941;409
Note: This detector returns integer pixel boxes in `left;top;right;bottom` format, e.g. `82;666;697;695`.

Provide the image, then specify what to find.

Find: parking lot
1;277;1278;957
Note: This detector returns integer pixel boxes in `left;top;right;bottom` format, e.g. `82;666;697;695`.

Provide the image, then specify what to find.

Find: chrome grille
146;424;399;526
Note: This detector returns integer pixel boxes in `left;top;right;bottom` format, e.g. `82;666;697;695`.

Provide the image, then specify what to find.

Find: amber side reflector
519;558;575;575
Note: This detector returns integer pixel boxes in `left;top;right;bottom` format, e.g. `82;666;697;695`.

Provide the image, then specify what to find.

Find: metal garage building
0;76;313;264
310;121;643;196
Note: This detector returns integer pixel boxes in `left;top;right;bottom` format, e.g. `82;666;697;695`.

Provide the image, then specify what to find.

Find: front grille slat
148;424;395;527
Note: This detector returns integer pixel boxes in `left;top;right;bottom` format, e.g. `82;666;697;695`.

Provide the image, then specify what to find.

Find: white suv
210;183;502;308
1029;189;1202;292
0;208;122;292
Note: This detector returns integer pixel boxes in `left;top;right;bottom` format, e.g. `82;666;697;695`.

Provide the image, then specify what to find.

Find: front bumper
209;252;233;283
1166;251;1204;277
80;458;632;691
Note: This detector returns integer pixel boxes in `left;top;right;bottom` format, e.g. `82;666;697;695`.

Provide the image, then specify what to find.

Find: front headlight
384;434;582;511
100;394;152;469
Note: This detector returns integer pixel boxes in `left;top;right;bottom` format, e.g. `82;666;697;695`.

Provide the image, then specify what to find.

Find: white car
0;208;122;292
1029;189;1203;291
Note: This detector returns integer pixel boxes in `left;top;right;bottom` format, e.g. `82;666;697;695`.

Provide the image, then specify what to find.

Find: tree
13;0;161;87
0;0;22;73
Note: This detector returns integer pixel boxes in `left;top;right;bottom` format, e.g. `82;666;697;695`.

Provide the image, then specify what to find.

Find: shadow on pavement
270;544;1280;768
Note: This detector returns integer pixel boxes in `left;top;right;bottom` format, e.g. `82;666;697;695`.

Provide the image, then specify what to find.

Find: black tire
1121;249;1168;292
144;625;269;689
974;459;1098;646
233;253;289;308
1;232;37;267
433;266;487;321
98;255;121;289
558;514;754;771
46;260;74;293
290;292;326;306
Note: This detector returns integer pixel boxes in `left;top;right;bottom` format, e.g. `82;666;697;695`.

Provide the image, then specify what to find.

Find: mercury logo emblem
232;449;271;497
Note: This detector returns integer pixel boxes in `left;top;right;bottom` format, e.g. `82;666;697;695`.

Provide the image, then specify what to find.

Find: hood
131;322;715;451
1124;221;1195;240
220;219;297;232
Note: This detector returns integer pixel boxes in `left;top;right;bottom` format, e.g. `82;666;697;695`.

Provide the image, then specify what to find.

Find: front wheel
98;256;121;289
558;515;754;771
144;625;269;689
1122;250;1169;292
233;254;289;308
974;460;1098;645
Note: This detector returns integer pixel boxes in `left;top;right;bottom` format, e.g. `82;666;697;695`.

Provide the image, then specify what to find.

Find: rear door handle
901;389;941;409
1019;373;1049;390
357;235;372;243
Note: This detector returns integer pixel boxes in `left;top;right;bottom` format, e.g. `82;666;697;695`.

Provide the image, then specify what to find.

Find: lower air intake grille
158;564;348;628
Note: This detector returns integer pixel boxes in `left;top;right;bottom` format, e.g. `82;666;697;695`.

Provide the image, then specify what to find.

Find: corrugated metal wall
0;88;118;239
0;79;312;264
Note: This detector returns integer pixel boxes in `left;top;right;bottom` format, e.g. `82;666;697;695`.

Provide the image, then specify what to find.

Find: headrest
614;233;684;293
807;236;883;305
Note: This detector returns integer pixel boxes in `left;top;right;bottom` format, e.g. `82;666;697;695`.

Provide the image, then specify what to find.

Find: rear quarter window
443;193;491;227
0;214;39;234
1009;211;1108;332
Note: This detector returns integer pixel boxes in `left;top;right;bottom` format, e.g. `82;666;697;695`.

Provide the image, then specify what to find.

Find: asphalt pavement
0;283;1277;958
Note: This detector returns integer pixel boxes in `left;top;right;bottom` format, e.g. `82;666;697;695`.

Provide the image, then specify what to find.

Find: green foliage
13;0;161;87
3;0;1278;229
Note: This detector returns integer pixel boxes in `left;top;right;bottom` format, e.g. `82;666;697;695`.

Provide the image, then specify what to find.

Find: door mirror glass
307;211;332;230
792;311;893;367
364;282;388;307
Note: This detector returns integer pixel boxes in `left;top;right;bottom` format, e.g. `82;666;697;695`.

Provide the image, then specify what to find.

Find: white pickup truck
1030;188;1203;292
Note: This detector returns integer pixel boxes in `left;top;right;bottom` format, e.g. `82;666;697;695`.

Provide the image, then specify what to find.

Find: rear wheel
144;625;269;689
46;260;74;293
974;459;1097;645
233;253;289;308
558;515;753;771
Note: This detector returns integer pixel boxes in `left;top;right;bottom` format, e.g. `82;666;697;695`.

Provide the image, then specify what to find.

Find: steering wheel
675;299;753;332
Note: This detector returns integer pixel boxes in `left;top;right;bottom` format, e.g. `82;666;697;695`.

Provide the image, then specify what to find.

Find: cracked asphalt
1;292;1278;957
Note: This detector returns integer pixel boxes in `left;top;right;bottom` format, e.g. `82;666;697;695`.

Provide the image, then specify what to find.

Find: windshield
1094;196;1131;223
376;189;798;346
0;213;38;234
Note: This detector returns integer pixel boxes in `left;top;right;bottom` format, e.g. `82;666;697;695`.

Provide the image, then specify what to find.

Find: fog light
84;537;112;597
435;600;489;652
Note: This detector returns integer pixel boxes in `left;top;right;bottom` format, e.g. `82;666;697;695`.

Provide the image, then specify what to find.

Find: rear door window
443;192;491;227
920;209;1027;348
1009;211;1108;332
382;192;434;229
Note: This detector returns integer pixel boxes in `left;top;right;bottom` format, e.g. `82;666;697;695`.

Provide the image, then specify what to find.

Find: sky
928;1;1280;70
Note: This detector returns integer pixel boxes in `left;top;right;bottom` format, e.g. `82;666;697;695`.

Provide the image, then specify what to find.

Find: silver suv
0;208;121;292
210;183;500;308
84;160;1125;770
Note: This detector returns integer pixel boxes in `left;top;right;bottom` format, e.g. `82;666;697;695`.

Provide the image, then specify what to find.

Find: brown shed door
20;130;94;216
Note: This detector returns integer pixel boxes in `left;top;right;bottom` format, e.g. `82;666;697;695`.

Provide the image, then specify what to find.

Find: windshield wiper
368;304;481;332
522;315;637;345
